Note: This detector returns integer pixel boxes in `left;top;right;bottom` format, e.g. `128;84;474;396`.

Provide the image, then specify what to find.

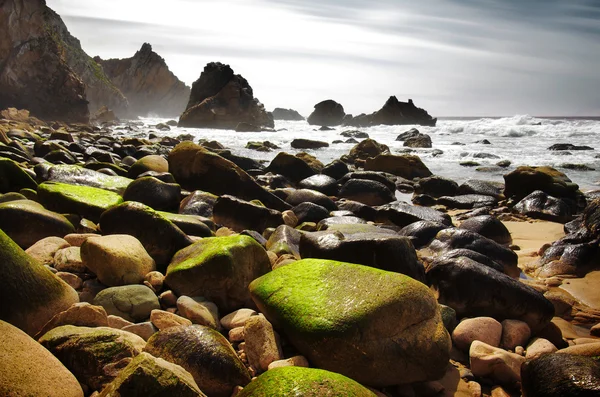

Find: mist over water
125;115;600;192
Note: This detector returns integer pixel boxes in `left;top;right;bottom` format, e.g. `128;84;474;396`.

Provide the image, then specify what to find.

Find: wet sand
502;220;565;269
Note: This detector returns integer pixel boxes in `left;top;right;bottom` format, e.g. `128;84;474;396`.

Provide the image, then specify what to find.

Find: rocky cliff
0;0;89;123
179;62;273;129
96;43;190;118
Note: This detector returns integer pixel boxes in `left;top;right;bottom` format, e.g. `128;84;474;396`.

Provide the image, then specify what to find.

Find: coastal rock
265;152;317;183
144;325;251;397
165;235;271;312
338;178;395;206
514;190;574;223
168;142;289;211
0;158;38;193
180;190;218;218
237;367;377;397
348;139;390;162
25;236;70;265
177;296;221;330
122;176;181;212
452;317;503;351
271;107;304;120
307;99;345;126
35;302;109;338
437;194;498;209
292;202;330;224
179;62;273;129
458;215;512;245
404;132;433;148
158;212;214;238
365;154;432;179
0;228;79;336
525;337;558;360
285;188;336;210
93;285;160;322
0;320;84;397
212;195;284;232
504;166;579;201
459;179;505;199
548;143;594;151
0;0;89;122
43;164;133;195
266;225;301;258
127;155;169;179
398;220;450;248
298;174;338;196
290;138;329;149
470;341;526;386
249;259;451;386
415;175;459;198
96;43;190;117
322;159;350;179
584;198;600;236
370;97;437;127
243;315;283;373
376;200;453;227
500;319;531;351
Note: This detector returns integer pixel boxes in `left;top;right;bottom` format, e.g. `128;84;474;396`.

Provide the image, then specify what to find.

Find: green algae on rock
237;366;377;397
0;229;79;336
46;164;133;194
249;258;451;387
0;158;37;193
165;235;271;312
38;181;123;222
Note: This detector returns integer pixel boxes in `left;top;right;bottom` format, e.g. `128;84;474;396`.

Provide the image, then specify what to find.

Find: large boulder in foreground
307;99;345;126
0;0;89;122
249;259;451;386
237;367;377;397
168;142;290;211
0;320;83;397
0;228;79;336
504;166;579;202
179;62;273;129
371;97;437;127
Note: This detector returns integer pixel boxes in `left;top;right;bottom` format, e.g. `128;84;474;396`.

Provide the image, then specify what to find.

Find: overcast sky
47;0;600;117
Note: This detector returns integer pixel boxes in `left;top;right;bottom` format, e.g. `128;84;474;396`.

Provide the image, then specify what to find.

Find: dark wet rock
348;139;390;162
290;138;329;149
122;176;181;212
266;225;302;258
532;237;599;278
127;155;168;179
514;190;574;223
321;159;349;180
299;231;426;282
548;143;594;151
319;126;335;131
411;194;437;207
458;179;505;199
297;174;338;196
415;176;459;198
292;202;330;224
295;152;324;173
317;216;367;230
460;161;480;167
99;201;193;270
285;189;336;211
395;128;421;141
43;164;132;195
458;215;512;245
496;160;511;168
179;62;273;129
255;173;293;190
504;166;579;202
168;142;289;211
212;195;284;233
338;179;395;206
271;108;304;121
584;198;600;237
398;221;450;249
137;171;176;183
307;100;345;126
426;257;554;332
475;139;492;144
521;354;600;397
560;163;595;171
265;152;316;183
336;199;379;221
158;212;214;237
217;150;265;172
340;171;396;192
144;325;250;397
376;201;453;227
404;133;432;148
472;152;500;159
165;235;270;312
0;158;38;193
179;190;218;218
429;228;518;270
371;97;437;127
437;194;498;209
434;249;507;275
341;130;369;139
365;154;432;179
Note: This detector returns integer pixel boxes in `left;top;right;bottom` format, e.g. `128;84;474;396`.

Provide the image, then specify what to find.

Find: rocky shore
1;104;599;397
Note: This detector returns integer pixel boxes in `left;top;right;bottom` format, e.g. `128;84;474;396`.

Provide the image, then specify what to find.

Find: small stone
144;271;165;292
150;309;192;330
221;308;257;330
53;247;86;273
266;250;278;267
56;272;83;290
35;302;108;339
243;315;283;373
525;338;558;360
215;227;236;236
452;317;503;351
159;290;178;308
500;319;531;351
267;355;310;370
63;233;100;247
515;346;525;355
282;210;298;228
176;296;221;330
107;315;133;329
25;237;70;265
229;327;245;342
467;381;482;397
470;341;526;386
122;321;158;341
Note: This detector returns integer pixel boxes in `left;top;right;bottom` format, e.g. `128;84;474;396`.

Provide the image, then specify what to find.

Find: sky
46;0;600;117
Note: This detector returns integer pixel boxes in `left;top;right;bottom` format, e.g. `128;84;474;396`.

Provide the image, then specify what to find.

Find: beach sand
502;220;565;269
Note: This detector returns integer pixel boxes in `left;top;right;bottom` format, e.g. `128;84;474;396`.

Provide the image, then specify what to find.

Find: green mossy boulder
0;158;37;193
127;155;169;179
249;259;451;386
0;229;79;336
98;352;205;397
46;164;132;194
38;181;123;222
99;201;193;270
165;235;271;312
144;325;250;397
0;199;75;248
237;367;377;397
93;285;160;323
39;325;146;391
0;320;84;397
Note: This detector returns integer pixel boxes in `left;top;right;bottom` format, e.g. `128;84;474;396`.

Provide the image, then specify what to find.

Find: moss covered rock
38;181;123;222
0;158;37;193
39;325;146;391
0;199;75;248
237;367;377;397
98;352;205;397
0;229;79;336
46;164;132;194
249;259;451;386
144;325;251;397
127;155;169;179
165;235;271;312
93;285;160;322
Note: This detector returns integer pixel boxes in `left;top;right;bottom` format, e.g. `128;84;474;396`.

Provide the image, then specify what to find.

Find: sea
126;115;600;193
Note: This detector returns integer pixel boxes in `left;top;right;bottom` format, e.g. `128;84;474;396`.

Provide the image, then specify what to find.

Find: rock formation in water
370;96;437;127
179;62;274;129
0;0;89;123
95;43;190;118
307;100;346;126
271;108;305;121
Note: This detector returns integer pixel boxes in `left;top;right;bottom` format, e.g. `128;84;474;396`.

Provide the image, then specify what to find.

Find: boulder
122;176;181;212
272;108;304;121
291;138;329;149
266;225;302;258
39;325;146;391
168;142;289;211
180;190;218;218
127;155;169;179
432;250;508;276
348;139;389;162
177;296;221;330
37;181;123;222
265;152;317;183
0;158;38;193
415;176;459;198
292;202;330;224
179;62;273;129
0;228;79;336
584;198;600;236
500;319;531;351
548;143;594;151
365;154;432;179
25;236;70;265
165;235;271;313
93;285;160;322
452;317;503;351
514;190;574;223
244;315;283;373
437;194;497;209
144;325;251;397
285;188;336;210
307;99;345;126
98;352;204;397
81;234;156;287
376;200;453;227
158;212;214;237
298;174;339;196
504;166;579;202
0;320;84;397
322;159;349;180
458;215;512;245
35;302;109;339
249;259;451;386
44;164;133;195
398;220;450;248
237;367;377;397
338;178;395;206
370;97;436;127
459;179;505;199
404;133;432;148
469;341;525;386
212;195;284;233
